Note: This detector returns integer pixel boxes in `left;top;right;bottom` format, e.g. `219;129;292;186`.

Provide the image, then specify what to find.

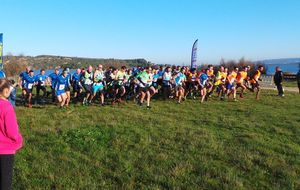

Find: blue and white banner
191;39;198;69
0;34;3;70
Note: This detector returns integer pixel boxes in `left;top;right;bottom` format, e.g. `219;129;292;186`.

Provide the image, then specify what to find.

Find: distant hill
4;55;153;70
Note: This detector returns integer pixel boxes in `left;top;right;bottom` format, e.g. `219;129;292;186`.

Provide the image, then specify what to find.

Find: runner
124;68;134;100
150;68;159;97
48;68;60;103
250;65;264;100
137;67;152;109
157;66;165;92
18;66;30;104
106;68;118;100
81;65;94;105
236;66;249;98
185;68;198;99
91;64;106;106
199;70;209;103
72;68;83;102
35;69;48;103
219;67;228;100
226;68;238;101
55;70;69;108
174;67;186;104
131;67;143;102
206;65;215;98
212;66;225;97
162;67;172;100
23;70;35;108
113;66;127;104
64;68;72;107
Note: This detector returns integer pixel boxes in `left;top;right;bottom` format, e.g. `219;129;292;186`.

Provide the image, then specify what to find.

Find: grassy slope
14;91;300;189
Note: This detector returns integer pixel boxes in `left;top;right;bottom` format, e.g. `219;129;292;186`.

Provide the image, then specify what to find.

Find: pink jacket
0;99;23;154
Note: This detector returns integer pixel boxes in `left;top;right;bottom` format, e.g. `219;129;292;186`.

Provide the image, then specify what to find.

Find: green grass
14;91;300;189
283;80;298;88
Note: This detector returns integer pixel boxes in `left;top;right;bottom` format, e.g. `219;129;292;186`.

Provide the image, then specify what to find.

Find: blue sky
1;0;300;65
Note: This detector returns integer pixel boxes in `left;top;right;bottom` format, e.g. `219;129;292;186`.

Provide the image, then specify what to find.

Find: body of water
265;63;299;75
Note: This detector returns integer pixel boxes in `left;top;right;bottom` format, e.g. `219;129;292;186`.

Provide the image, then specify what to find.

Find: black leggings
0;155;14;190
275;83;284;96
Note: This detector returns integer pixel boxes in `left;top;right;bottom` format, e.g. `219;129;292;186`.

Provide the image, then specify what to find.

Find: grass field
283;81;299;88
13;90;300;189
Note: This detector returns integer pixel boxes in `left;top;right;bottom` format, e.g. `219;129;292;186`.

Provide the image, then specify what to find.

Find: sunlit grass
13;90;300;189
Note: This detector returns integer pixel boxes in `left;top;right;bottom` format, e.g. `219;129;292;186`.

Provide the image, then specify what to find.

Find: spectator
273;67;284;97
0;78;23;190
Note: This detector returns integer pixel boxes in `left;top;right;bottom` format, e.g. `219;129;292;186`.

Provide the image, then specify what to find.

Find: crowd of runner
14;64;265;109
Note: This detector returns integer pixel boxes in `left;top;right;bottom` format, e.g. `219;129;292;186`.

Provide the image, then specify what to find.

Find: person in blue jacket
55;70;68;108
23;70;35;108
35;69;48;103
18;67;30;102
64;68;72;107
48;68;60;103
72;68;82;101
199;70;209;103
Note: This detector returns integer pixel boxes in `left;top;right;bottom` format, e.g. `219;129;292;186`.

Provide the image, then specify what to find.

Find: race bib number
85;79;92;85
139;82;145;88
28;83;33;89
59;84;65;90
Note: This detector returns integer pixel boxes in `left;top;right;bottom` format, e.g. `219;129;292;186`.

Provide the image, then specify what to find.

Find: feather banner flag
191;39;198;69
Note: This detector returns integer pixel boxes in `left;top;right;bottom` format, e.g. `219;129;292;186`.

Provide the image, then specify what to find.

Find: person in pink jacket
0;78;23;190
